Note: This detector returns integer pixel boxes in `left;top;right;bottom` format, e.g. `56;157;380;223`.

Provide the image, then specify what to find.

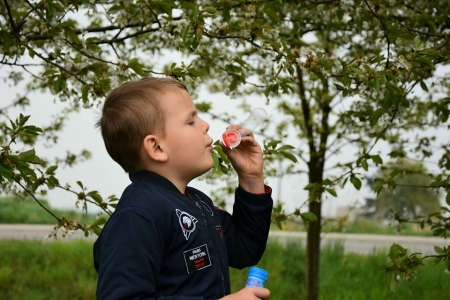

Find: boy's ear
142;135;168;162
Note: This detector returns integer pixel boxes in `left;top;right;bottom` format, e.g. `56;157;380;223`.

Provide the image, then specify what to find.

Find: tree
366;161;442;219
1;1;450;299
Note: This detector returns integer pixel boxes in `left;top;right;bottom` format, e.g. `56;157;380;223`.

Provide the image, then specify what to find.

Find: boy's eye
188;120;195;125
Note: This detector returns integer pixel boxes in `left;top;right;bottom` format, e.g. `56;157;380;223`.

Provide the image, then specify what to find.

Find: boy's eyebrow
185;109;197;119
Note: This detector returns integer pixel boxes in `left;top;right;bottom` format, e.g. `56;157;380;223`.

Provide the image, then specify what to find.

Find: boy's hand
219;287;270;300
220;125;265;194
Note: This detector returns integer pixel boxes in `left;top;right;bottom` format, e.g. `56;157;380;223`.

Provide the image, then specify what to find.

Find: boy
94;77;273;300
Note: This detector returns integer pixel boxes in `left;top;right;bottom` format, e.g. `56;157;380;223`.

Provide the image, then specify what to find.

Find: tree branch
364;0;391;69
296;64;316;156
202;30;274;54
3;0;18;39
16;180;61;222
23;45;87;85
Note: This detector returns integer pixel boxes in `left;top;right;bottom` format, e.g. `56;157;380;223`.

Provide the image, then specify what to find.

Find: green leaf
277;144;295;151
415;56;435;69
371;155;383;165
350;175;362;190
31;178;42;192
155;2;173;14
413;35;423;50
303;183;315;190
202;6;218;14
18;149;36;162
446;193;450;206
434;245;444;254
45;165;58;175
64;28;82;45
420;80;428;92
87;191;103;204
53;76;66;93
225;64;241;74
28;48;35;58
45;2;54;21
0;164;14;182
42;69;59;76
181;24;190;43
300;212;317;222
361;159;368;171
23;125;43;136
342;73;351;86
388;243;407;260
91;225;102;236
326;188;337;197
351;67;363;76
81;84;92;102
373;77;380;91
187;68;203;78
211;152;219;169
172;67;185;77
91;217;107;227
266;140;282;148
107;5;122;14
279;150;298;163
128;58;145;76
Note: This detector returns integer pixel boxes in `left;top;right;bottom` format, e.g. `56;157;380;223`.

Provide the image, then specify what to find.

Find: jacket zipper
188;193;227;297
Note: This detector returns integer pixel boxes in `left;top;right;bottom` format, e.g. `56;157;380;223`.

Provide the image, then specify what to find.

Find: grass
0;197;98;225
0;240;448;300
0;240;97;300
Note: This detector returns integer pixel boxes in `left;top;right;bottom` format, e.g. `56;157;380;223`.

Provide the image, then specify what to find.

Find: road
0;224;448;255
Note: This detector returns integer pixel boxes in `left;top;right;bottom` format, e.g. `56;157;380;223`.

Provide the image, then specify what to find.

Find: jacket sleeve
94;207;208;300
217;185;273;269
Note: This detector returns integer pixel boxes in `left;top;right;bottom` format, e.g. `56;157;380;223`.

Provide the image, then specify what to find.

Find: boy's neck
144;167;189;194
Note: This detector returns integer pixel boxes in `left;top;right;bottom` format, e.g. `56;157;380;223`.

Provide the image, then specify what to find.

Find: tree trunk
306;199;322;300
306;166;323;300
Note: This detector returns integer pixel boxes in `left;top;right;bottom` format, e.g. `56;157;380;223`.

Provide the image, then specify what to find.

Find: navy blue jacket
94;171;273;300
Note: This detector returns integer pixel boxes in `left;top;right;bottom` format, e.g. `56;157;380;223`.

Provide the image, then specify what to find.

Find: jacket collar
129;170;183;194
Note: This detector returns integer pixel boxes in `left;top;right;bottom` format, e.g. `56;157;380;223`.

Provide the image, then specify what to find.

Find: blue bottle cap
246;266;268;287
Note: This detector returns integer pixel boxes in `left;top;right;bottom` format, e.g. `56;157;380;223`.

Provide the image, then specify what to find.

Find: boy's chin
196;165;214;178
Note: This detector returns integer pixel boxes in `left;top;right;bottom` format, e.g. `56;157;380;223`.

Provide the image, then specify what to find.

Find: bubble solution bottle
245;266;268;288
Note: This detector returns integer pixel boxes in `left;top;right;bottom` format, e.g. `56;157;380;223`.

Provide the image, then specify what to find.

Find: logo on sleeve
176;209;198;240
183;244;212;274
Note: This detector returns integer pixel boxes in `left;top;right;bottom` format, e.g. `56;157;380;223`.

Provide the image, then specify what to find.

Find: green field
0;240;448;300
0;197;98;225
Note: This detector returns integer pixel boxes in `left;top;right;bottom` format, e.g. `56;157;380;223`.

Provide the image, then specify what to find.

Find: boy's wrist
238;175;265;194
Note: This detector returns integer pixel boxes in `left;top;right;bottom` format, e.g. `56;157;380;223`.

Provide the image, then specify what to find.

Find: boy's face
159;89;214;182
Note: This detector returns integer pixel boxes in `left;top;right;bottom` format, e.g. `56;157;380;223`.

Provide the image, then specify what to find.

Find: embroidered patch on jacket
215;225;223;239
176;209;198;240
183;244;212;274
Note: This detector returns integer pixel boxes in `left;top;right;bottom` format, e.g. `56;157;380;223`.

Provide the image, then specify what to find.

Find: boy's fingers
250;287;270;299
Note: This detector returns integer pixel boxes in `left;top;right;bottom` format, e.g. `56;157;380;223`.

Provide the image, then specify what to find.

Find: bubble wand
221;107;268;149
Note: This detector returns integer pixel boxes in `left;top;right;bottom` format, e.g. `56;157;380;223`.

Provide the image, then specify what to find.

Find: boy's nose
204;120;210;133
